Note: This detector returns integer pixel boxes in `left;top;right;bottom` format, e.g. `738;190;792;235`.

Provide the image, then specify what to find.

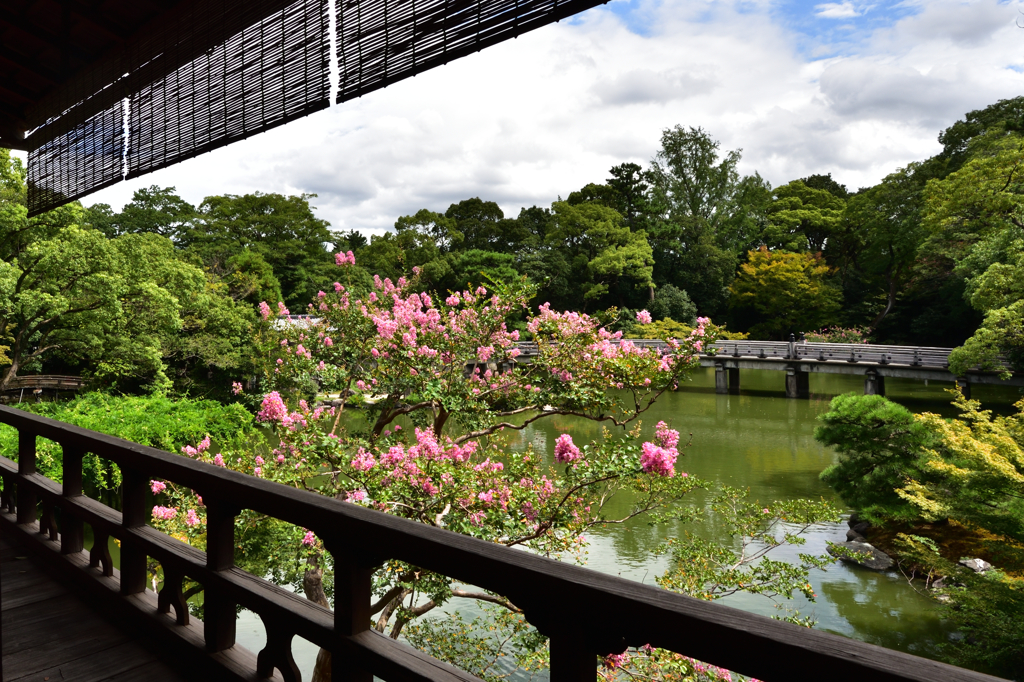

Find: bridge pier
864;370;885;396
715;365;740;394
785;367;809;399
956;377;971;400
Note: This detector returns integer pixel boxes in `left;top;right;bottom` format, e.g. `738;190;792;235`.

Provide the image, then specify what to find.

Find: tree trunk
303;564;333;682
0;362;18;393
649;285;655;302
869;275;897;331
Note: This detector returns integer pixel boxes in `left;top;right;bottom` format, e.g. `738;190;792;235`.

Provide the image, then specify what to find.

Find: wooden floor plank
1;538;189;682
8;640;164;682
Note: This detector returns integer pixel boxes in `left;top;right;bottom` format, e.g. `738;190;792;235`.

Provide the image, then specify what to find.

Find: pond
236;367;1022;679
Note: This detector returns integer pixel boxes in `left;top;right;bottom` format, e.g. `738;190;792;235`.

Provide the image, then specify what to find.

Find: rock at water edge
958;557;993;573
828;541;895;571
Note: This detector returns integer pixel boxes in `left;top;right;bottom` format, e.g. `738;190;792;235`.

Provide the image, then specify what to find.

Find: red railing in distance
0;405;1006;682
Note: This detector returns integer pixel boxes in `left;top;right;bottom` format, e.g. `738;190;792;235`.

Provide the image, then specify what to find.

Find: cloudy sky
84;0;1024;236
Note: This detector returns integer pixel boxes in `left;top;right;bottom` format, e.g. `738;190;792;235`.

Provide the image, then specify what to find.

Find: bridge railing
0;405;1003;682
3;375;86;391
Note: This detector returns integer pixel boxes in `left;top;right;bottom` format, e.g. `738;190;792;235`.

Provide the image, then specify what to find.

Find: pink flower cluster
185;509;201;527
603;652;629;669
636;309;653;324
257;392;288;423
181;435;211;457
335;250;356;266
554;434;582;463
527;302;598;337
302;531;316;546
231;381;243;395
654;421;680;450
640;421;682;477
640;441;677;477
152;506;177;520
150;480;166;495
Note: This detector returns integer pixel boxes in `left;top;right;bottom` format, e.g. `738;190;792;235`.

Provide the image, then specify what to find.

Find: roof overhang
1;0;606;216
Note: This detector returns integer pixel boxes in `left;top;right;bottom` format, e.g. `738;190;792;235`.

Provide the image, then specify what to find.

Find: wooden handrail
3;374;86;391
0;405;1006;682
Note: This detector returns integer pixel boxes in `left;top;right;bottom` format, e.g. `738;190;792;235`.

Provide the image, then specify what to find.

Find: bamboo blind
26;0;604;216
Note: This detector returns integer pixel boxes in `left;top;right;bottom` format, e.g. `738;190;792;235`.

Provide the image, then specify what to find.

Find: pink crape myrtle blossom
258;391;288;423
152;506;177;521
654;421;680;450
150;480;166;495
636;309;653;324
185;509;201;527
640;442;677;477
232;381;244;395
554;434;582;463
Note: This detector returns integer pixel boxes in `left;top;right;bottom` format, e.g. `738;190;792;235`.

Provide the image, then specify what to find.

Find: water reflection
503;368;1020;664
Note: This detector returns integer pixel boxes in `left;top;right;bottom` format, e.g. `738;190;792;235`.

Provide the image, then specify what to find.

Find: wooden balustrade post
328;539;374;682
120;467;148;595
61;444;84;554
550;634;596;682
204;501;238;652
16;429;36;525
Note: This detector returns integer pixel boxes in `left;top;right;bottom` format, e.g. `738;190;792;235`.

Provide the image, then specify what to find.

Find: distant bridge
0;375;86;401
514;340;1020;399
279;315;1019;399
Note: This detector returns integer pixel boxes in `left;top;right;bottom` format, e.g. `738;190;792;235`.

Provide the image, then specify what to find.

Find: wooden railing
2;374;86;392
0;405;1005;682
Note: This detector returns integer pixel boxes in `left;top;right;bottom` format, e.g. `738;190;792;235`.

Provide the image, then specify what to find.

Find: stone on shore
828;541;895;571
958;557;993;573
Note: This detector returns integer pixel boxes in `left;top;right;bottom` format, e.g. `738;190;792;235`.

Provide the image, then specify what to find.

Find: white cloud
83;0;1024;234
815;2;862;19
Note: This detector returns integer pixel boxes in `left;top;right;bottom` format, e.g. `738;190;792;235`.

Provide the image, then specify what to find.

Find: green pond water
233;368;1022;678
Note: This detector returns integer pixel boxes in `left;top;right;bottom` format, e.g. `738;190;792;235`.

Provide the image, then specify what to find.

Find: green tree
648;283;696;324
815;394;937;525
546;201;654;307
647;126;771;316
936;96;1024;174
357;222;448;284
728;247;841;339
763;180;846;253
183;192;338;305
816;392;1024;677
90;185;198;240
840;165;927;329
918;138;1024;362
799;173;849;200
446;249;519;293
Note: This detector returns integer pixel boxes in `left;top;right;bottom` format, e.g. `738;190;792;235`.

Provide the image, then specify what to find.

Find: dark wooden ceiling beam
0;11;96;66
0;134;29;151
68;1;132;42
0;44;61;85
0;79;41;102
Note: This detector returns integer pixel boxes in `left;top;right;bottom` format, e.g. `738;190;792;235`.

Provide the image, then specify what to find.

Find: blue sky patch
599;0;925;55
